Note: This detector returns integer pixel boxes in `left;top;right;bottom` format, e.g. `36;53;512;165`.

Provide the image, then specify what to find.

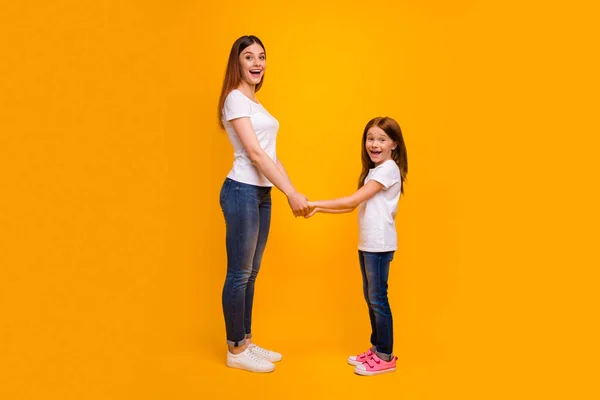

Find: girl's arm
230;117;309;215
313;208;354;214
305;207;353;218
306;180;384;217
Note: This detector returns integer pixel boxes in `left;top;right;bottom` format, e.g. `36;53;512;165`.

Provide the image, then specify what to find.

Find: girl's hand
305;201;317;218
304;206;318;219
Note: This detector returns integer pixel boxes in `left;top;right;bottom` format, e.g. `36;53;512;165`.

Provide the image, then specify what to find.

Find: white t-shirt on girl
358;160;402;252
222;89;279;187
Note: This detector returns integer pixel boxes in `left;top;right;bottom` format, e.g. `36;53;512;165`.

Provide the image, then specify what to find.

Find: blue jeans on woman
358;250;395;360
220;178;272;347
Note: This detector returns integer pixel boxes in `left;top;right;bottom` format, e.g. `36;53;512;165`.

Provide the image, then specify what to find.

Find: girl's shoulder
374;160;400;174
367;160;400;190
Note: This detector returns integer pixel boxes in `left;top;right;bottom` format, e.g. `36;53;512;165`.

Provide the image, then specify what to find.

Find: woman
217;35;309;373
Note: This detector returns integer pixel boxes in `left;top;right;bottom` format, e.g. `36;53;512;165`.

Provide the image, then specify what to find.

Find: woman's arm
276;159;296;193
230;117;309;215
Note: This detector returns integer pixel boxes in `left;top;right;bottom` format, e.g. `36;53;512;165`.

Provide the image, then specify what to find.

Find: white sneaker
226;347;275;373
248;343;283;362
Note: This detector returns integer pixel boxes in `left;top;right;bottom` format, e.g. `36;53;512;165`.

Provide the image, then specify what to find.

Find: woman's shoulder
225;89;260;108
225;89;244;101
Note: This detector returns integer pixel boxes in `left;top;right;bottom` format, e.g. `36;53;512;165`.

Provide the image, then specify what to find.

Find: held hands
287;192;310;217
287;193;319;219
304;202;318;219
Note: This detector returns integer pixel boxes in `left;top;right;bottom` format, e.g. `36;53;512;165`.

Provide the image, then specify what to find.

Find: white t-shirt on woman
222;89;279;187
358;160;401;252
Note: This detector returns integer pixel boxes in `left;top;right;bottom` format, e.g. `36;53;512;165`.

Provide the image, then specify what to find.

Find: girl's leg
358;250;378;346
362;251;394;360
221;179;261;352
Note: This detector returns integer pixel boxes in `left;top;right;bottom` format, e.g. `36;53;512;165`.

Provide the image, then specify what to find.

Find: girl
307;116;408;376
217;35;310;373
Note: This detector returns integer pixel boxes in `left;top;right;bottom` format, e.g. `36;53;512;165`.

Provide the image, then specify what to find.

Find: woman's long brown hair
358;117;408;194
217;35;266;128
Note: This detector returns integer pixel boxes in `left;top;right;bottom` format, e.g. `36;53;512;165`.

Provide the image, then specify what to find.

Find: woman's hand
287;192;309;217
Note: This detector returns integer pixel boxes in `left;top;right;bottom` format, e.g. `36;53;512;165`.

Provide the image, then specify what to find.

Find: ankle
228;343;249;355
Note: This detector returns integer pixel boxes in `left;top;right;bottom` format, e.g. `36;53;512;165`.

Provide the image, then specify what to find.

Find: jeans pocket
219;179;231;206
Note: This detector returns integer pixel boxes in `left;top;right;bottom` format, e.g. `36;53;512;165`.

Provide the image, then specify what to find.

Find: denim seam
231;183;245;346
377;253;386;354
377;252;393;355
220;179;230;206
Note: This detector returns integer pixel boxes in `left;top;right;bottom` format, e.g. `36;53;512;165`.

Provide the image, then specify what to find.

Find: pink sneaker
347;349;374;366
354;353;397;376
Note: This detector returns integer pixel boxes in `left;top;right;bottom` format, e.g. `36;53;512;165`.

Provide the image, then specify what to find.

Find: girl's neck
237;82;256;101
374;156;392;167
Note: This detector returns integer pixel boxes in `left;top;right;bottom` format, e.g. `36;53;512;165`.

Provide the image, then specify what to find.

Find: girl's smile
366;126;397;166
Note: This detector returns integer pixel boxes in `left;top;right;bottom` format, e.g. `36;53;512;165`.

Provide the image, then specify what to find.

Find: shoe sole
226;360;275;373
347;358;363;366
253;354;282;363
354;367;396;376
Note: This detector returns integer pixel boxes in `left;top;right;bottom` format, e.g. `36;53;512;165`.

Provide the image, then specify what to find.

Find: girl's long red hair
358;117;408;194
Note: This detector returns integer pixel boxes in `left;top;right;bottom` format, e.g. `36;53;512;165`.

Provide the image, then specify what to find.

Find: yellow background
1;1;599;399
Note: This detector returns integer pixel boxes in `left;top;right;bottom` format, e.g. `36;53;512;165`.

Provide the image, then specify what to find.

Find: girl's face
365;126;397;166
239;43;266;87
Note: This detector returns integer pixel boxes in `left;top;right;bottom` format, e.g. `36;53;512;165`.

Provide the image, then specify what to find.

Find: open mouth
249;69;262;77
369;150;382;157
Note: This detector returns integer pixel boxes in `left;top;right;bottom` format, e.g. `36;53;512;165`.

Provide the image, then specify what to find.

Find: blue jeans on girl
358;250;395;359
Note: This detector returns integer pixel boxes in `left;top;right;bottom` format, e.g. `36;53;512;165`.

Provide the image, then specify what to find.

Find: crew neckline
233;89;260;105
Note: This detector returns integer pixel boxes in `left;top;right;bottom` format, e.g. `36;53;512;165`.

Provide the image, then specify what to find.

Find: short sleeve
223;90;252;121
369;161;400;190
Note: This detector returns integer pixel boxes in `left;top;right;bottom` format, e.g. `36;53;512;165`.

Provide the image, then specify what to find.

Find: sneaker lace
247;348;265;363
251;345;269;355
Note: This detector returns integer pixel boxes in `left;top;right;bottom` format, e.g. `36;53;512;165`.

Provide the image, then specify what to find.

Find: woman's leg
244;188;272;339
221;179;261;352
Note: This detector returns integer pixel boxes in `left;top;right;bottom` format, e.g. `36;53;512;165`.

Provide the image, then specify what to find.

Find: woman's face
239;43;266;86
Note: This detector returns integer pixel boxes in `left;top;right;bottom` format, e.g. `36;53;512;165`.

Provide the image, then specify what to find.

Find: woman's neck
237;82;256;101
